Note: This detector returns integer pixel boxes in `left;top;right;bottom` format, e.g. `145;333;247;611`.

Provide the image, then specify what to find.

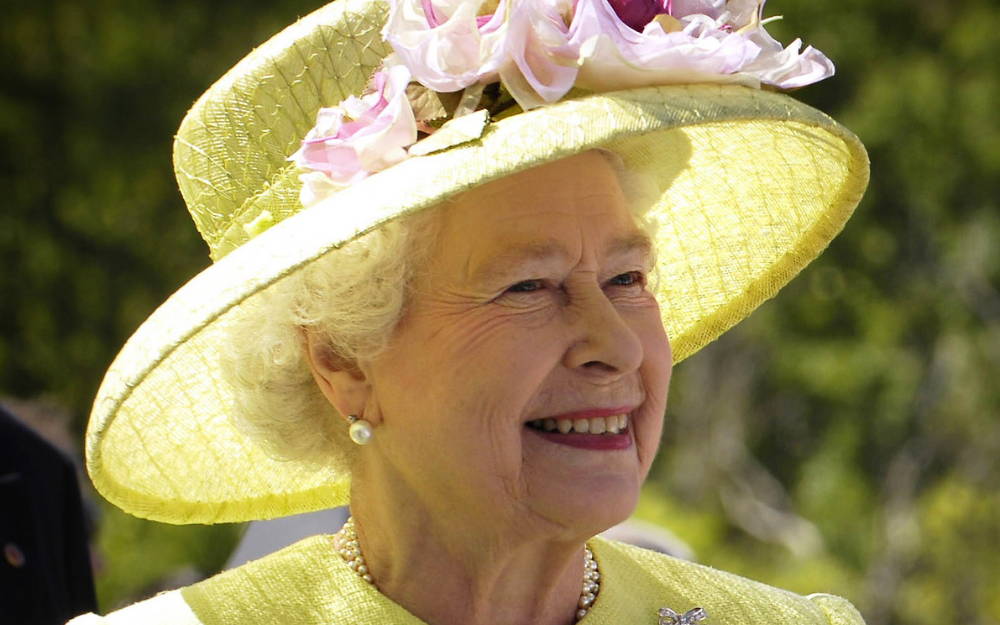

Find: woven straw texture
86;0;869;524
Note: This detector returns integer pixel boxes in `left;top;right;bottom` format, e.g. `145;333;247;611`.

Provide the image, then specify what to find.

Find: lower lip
527;427;634;451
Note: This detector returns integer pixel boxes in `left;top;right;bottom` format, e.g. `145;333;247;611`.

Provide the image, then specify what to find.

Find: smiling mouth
525;414;629;435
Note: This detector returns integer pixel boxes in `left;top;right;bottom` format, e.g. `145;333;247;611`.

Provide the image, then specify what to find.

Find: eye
506;279;545;293
607;271;645;287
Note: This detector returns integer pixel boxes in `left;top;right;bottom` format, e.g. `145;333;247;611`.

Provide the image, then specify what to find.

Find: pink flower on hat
571;0;761;92
571;0;832;92
295;0;835;202
384;0;507;92
499;0;582;109
290;65;417;207
606;0;674;31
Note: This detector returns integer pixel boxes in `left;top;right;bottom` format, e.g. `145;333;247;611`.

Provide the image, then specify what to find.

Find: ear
301;329;373;423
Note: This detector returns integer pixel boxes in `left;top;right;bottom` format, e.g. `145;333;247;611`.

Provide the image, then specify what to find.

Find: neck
348;482;594;625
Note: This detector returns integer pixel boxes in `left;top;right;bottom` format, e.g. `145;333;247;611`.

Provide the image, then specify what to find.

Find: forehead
432;152;647;274
452;151;625;219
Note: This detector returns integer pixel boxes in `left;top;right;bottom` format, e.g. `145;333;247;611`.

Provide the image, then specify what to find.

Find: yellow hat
86;0;869;524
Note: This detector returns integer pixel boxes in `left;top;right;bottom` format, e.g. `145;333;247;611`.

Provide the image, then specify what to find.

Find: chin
531;474;643;539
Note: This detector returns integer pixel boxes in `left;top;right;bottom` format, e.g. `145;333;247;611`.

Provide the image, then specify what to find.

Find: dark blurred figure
0;401;97;624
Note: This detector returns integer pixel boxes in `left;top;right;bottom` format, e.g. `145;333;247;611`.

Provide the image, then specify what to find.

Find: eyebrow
470;230;654;284
608;230;654;260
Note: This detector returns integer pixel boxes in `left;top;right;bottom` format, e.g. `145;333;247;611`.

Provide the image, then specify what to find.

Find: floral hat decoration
86;0;869;524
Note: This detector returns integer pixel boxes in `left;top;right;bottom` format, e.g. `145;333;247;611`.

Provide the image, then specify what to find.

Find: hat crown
173;0;390;261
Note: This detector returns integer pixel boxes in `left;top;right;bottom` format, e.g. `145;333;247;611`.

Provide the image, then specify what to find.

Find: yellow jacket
70;535;864;624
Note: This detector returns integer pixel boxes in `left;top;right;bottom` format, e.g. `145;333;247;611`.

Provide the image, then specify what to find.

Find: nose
562;286;644;377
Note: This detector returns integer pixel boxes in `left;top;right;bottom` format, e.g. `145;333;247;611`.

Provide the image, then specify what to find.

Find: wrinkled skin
307;151;673;625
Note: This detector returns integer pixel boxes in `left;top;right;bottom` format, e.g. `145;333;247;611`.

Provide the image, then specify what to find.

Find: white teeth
605;414;628;433
529;414;630;434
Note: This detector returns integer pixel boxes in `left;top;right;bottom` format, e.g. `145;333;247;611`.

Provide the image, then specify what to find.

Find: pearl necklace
334;517;602;621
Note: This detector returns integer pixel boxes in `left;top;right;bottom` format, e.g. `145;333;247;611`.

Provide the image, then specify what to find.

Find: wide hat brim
86;0;869;524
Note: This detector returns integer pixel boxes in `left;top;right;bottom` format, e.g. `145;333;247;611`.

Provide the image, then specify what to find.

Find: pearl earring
348;414;374;446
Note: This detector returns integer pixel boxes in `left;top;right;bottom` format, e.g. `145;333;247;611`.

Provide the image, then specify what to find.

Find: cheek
634;313;673;470
377;308;569;429
626;302;673;391
440;304;570;373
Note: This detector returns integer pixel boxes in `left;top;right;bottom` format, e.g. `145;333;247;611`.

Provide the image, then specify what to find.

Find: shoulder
66;535;424;625
64;535;335;625
588;537;865;625
63;535;335;625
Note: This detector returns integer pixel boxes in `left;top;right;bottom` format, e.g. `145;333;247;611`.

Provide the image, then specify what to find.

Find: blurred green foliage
95;506;238;610
2;0;998;623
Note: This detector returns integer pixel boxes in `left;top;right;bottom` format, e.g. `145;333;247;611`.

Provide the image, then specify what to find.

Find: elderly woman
71;0;869;624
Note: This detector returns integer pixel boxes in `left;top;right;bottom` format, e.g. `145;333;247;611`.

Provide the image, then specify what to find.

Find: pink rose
499;0;582;109
571;0;761;92
571;0;832;92
384;0;507;92
606;0;673;31
290;66;417;207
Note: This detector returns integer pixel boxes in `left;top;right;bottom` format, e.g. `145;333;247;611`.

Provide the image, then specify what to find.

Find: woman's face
361;151;672;539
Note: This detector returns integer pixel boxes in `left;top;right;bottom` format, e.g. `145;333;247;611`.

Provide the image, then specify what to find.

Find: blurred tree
2;0;998;622
0;0;324;421
0;0;322;607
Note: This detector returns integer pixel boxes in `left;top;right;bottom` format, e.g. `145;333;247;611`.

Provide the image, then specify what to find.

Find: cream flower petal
500;0;581;109
385;0;507;92
572;0;761;92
